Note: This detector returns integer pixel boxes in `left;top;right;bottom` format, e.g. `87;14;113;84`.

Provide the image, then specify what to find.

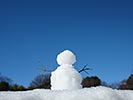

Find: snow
51;50;82;90
51;64;82;90
0;86;133;100
56;50;76;65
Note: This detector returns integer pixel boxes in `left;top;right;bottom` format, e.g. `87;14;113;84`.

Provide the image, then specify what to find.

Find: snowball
51;64;82;90
57;50;76;65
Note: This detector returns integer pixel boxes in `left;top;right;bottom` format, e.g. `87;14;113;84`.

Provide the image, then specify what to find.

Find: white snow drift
51;50;82;90
0;86;133;100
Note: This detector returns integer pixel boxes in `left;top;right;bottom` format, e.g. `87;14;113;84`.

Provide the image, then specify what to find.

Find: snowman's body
51;50;82;90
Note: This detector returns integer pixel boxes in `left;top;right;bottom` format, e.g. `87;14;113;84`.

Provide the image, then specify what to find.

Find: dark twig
37;68;53;72
78;64;92;75
37;62;53;73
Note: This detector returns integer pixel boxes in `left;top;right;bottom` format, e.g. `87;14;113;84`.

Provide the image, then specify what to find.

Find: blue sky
0;0;133;87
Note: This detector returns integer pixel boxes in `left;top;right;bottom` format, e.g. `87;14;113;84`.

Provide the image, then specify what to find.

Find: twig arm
37;64;92;75
37;68;53;72
78;64;92;75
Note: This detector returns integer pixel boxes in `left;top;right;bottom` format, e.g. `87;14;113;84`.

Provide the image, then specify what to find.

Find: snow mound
51;64;82;90
57;50;76;65
0;86;133;100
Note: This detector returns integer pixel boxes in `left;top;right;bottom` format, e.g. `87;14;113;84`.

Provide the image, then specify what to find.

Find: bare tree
0;74;12;85
29;74;51;89
119;74;133;90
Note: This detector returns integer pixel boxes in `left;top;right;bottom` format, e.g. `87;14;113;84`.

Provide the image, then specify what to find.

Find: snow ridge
0;86;133;100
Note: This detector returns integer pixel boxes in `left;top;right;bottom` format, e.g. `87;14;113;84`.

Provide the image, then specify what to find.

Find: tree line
0;73;133;91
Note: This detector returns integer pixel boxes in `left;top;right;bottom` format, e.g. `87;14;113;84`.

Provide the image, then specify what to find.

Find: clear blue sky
0;0;133;87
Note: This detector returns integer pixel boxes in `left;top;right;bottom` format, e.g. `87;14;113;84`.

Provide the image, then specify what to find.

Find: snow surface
0;86;133;100
51;50;82;90
56;50;76;65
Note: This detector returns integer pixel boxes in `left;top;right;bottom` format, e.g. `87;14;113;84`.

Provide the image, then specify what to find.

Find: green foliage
0;73;26;91
10;84;26;91
0;81;9;91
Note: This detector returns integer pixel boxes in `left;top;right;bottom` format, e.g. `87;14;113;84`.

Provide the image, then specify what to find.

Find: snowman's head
57;50;76;65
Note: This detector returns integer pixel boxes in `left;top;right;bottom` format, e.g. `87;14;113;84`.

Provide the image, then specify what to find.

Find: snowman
51;50;82;90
